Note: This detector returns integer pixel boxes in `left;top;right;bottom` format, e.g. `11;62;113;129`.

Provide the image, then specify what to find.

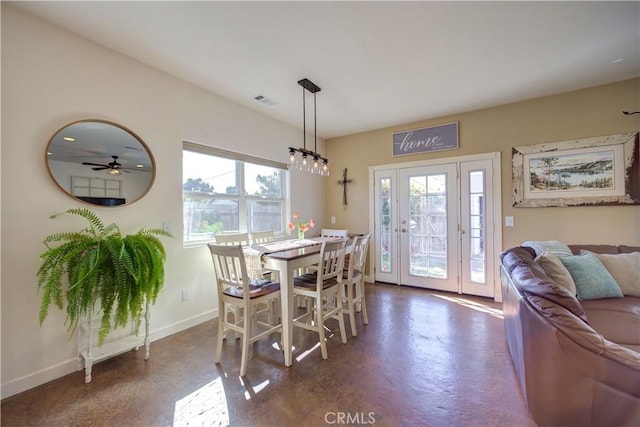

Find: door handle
401;228;407;233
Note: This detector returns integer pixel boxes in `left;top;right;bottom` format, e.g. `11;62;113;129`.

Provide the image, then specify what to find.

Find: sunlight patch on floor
295;341;322;362
240;377;271;400
433;294;504;319
173;377;229;427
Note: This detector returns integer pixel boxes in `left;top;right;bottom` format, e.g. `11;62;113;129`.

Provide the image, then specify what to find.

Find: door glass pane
469;171;485;283
379;178;392;272
409;174;447;279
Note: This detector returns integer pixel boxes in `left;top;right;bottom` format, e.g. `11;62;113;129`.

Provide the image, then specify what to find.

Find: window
71;176;122;198
183;142;287;245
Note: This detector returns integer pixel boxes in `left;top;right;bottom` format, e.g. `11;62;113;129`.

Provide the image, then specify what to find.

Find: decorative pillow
522;240;573;257
582;250;640;297
535;251;577;295
559;252;623;300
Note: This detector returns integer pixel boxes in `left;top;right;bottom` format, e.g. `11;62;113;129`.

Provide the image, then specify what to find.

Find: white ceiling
13;1;640;139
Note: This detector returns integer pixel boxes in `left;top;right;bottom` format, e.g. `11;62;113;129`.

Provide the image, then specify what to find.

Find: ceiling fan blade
83;156;130;173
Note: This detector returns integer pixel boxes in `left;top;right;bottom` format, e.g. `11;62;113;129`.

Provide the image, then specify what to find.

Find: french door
372;154;500;298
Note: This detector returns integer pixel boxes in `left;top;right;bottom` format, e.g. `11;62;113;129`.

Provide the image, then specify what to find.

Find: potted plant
37;208;172;345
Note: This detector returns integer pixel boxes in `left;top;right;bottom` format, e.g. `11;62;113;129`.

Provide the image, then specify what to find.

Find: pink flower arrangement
288;212;315;238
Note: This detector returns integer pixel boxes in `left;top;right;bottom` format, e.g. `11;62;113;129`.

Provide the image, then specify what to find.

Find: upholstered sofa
500;243;640;426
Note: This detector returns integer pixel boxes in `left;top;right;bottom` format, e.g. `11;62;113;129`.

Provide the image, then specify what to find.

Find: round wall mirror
45;119;155;206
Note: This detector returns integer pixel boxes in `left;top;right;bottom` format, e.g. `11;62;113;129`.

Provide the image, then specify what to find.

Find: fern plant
37;208;172;345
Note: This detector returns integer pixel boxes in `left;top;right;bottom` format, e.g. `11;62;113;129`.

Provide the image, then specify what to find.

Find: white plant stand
77;302;150;383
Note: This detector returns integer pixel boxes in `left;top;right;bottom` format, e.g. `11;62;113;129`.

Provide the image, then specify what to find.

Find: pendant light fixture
288;78;329;176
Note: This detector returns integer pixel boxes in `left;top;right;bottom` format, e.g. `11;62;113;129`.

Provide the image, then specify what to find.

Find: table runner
243;238;326;280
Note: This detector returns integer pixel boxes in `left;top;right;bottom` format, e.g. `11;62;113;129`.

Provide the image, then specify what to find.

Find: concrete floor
1;283;536;427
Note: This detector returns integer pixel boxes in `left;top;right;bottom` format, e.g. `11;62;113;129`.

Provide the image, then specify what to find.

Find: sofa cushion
583;251;640;298
581;297;640;345
536;251;577;296
569;244;621;255
523;240;573;257
559;252;623;300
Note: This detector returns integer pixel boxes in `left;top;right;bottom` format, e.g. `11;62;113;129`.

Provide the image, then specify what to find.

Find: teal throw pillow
559;252;623;300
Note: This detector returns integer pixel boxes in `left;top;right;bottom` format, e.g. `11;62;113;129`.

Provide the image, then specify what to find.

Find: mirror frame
45;119;156;207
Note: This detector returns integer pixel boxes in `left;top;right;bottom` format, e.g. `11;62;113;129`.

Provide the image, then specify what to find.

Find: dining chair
207;243;282;376
215;232;279;332
250;230;275;244
213;233;252;333
342;234;371;336
215;232;250;246
292;239;348;359
321;228;348;238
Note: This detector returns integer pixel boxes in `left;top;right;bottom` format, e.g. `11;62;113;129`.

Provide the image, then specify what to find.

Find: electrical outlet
181;290;189;301
331;216;336;224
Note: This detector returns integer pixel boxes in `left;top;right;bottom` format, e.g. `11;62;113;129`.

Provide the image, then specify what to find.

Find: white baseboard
149;309;217;343
1;358;80;400
1;309;218;399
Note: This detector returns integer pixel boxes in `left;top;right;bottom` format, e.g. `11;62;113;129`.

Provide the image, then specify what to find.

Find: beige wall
325;78;640;252
1;5;326;398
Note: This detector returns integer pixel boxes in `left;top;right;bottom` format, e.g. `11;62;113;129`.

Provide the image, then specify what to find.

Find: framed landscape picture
512;132;639;207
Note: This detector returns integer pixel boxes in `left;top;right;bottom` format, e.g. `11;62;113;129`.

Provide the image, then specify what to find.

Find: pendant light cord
302;85;306;150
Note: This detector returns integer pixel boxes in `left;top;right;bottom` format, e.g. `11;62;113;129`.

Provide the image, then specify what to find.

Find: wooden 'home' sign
393;122;459;156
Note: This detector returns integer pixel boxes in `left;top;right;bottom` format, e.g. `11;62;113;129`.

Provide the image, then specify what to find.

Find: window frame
183;141;288;246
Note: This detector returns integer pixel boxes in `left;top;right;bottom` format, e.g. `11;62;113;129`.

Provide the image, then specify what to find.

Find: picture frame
512;132;639;207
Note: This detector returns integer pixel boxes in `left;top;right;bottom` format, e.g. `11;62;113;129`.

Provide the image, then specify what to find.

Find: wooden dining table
247;237;334;367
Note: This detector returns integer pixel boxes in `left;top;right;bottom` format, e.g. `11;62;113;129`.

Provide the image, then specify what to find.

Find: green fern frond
103;222;121;237
138;228;173;239
51;208;106;234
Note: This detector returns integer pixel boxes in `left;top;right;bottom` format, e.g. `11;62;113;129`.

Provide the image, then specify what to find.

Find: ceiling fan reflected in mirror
82;155;131;175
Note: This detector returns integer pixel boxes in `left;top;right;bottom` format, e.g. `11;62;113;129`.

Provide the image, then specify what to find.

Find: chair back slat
215;232;250;246
250;230;275;244
207;243;250;300
318;239;348;285
349;234;371;272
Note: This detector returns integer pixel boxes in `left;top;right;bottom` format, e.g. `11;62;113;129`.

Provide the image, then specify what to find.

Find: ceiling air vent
253;94;279;106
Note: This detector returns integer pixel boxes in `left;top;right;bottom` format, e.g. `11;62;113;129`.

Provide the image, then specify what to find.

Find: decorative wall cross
337;168;353;206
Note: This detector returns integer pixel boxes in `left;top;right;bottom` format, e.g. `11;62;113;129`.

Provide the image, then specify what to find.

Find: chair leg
336;288;348;344
215;303;225;364
316;297;328;359
306;297;315;325
233;306;241;339
346;283;358;337
265;301;274;325
359;280;369;325
240;309;251;376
